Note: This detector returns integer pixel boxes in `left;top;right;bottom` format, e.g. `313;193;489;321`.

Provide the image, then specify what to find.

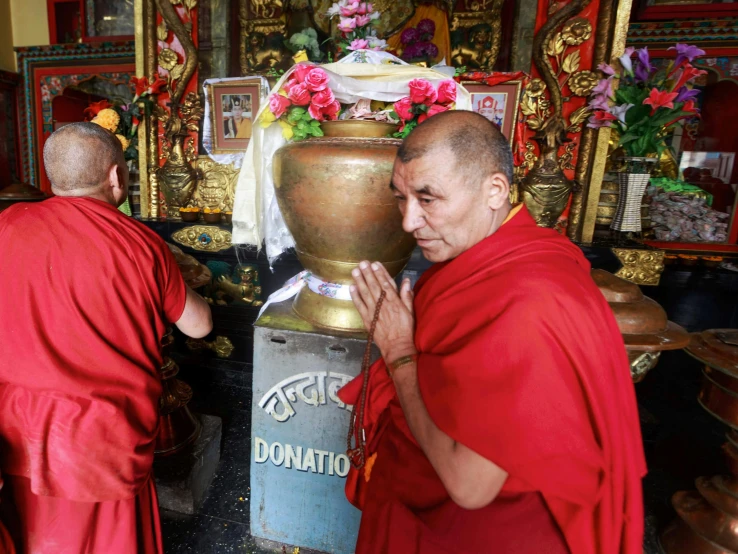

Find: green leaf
312;126;324;137
309;119;321;127
297;121;308;131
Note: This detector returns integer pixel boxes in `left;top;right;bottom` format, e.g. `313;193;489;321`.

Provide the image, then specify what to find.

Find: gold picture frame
206;78;264;155
462;80;523;149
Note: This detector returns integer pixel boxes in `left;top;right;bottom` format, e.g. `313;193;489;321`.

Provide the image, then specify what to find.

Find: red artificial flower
394;97;414;121
309;99;341;122
682;99;698;113
436;80;456;106
131;76;148;97
292;63;313;83
287;82;312;106
83;99;112;120
642;88;678;114
672;64;707;92
408;79;438;106
304;68;329;92
146;76;167;96
589;111;618;127
418;103;449;124
310;88;335;109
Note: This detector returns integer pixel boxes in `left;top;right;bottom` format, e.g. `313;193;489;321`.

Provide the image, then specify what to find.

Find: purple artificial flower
675;86;700;103
669;43;706;67
400;27;419;45
635;63;651;84
635;47;655;82
592;76;615;98
619;46;635;75
402;43;423;60
588;94;611;111
425;42;439;58
611;103;634;124
417;19;435;36
598;62;617;76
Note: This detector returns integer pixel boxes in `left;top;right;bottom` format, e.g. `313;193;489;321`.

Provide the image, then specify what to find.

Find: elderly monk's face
391;145;498;262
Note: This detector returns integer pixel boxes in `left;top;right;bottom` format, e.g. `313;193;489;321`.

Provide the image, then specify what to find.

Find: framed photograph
462;81;522;148
206;78;263;154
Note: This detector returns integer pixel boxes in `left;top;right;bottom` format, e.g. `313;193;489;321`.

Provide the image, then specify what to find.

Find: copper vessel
155;244;212;456
272;120;415;331
661;330;738;554
591;269;690;382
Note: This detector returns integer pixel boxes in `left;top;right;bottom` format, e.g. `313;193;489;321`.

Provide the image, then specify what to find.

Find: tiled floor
161;344;727;554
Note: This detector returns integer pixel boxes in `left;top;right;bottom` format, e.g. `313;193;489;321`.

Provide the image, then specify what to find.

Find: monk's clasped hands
349;261;417;366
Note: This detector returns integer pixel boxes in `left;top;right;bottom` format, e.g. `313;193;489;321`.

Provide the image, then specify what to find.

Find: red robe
339;206;646;554
0;197;186;553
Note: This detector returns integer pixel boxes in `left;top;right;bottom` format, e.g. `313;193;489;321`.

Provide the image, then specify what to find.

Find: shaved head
43;122;123;193
397;110;513;185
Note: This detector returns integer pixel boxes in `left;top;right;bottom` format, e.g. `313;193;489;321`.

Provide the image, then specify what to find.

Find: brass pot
273;121;415;331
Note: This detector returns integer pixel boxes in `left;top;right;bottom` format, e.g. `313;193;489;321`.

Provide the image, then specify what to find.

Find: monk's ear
485;172;510;211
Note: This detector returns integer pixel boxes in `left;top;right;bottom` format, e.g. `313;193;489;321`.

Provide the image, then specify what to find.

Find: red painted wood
638;3;738;21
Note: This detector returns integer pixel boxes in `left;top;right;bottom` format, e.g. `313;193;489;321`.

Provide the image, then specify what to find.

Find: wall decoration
463;80;522;147
205;78;263;154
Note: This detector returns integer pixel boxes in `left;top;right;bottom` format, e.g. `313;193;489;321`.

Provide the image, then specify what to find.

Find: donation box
251;302;378;553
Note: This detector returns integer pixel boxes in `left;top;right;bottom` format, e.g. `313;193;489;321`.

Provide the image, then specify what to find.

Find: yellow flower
278;119;294;140
278;88;289;98
259;109;276;128
92;108;120;132
115;134;130;151
561;18;592;46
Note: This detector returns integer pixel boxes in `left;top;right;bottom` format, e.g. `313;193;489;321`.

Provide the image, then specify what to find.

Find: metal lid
592;269;690;352
0;183;47;200
687;329;738;375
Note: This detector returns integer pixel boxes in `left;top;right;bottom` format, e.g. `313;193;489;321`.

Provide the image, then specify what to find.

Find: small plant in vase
327;1;387;59
588;43;705;233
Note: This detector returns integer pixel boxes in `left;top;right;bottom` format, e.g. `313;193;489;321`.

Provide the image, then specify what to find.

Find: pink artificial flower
337;17;357;33
418;103;449;124
304;68;329;92
292;63;313;83
356;2;371;14
282;78;299;94
394;97;414;121
311;88;336;108
288;82;312;106
340;1;359;16
436;80;456;105
597;62;617;76
348;38;369;51
355;14;371;27
408;79;438;105
269;94;291;118
308;102;325;121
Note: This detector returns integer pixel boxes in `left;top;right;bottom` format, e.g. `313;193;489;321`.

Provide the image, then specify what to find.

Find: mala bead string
347;290;386;470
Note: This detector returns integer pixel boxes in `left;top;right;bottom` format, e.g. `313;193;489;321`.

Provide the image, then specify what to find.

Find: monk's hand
350;261;416;362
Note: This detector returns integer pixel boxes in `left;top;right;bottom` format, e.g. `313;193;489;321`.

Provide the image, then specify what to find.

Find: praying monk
0;122;213;553
340;111;646;554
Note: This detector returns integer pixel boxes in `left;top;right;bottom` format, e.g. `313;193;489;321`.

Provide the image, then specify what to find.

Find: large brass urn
273;121;416;331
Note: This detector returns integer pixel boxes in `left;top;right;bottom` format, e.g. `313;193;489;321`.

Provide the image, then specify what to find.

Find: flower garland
260;64;339;140
587;43;705;158
327;1;387;56
391;78;456;138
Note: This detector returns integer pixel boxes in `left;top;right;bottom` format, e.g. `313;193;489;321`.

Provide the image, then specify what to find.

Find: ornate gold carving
190;157;239;212
149;172;160;219
613;248;665;286
239;0;289;75
172;226;233;252
186;336;235;358
520;0;594;228
250;0;283;18
450;1;505;71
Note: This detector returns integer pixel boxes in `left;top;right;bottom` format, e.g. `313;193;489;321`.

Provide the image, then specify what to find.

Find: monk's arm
392;361;508;510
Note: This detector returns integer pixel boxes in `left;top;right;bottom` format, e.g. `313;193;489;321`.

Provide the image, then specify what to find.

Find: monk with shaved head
0;122;212;553
340;111;646;554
